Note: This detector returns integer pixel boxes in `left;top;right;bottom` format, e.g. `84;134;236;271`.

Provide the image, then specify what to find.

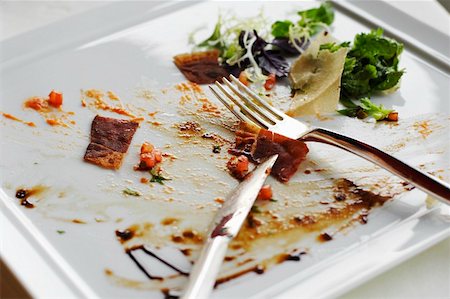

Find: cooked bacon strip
84;115;139;169
173;50;229;84
253;130;309;182
230;125;309;182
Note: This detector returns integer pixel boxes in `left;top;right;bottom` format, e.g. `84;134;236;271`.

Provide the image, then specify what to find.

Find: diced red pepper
25;97;46;111
257;185;273;201
138;142;162;170
264;74;276;91
387;111;398;122
48;90;63;108
239;71;249;86
227;155;249;180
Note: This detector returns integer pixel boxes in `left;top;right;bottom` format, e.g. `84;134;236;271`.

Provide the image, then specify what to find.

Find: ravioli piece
84;115;139;169
288;32;348;116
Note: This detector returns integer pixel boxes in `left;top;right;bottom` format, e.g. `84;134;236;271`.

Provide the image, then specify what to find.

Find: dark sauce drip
15;186;46;208
161;288;180;299
401;181;415;191
126;248;163;281
318;232;333;242
214;264;265;288
279;249;307;262
172;229;203;244
140;245;189;276
334;193;346;201
126;245;189;280
180;248;191;257
115;229;135;243
335;179;391;207
15;189;34;208
358;209;369;224
224;256;235;262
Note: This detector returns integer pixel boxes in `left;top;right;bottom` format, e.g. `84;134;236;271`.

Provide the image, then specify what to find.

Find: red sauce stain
2;112;35;127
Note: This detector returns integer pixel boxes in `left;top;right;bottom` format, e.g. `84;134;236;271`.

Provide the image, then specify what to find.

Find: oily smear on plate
1;82;448;296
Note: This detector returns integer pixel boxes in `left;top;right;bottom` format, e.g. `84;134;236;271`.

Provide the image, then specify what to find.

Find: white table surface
0;1;449;299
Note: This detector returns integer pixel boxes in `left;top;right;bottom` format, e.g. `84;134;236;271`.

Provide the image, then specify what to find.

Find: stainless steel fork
210;75;450;205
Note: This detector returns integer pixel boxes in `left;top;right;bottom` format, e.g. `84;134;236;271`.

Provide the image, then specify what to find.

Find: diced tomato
387;112;398;122
264;74;276;91
257;185;273;201
141;142;154;154
238;71;249;86
25;97;46;111
138;142;162;170
227;155;249;180
48;90;63;108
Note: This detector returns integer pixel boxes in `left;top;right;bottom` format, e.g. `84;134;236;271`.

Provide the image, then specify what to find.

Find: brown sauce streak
232;178;393;249
115;179;404;290
72;219;86;224
171;230;203;244
126;245;189;281
215;265;265;287
161;217;179;226
277;249;307;262
224;256;236;262
161;288;180;299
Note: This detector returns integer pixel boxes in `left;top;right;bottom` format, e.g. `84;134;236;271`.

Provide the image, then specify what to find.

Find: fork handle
302;128;450;204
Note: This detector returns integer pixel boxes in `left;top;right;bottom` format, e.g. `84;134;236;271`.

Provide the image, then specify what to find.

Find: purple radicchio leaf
271;37;310;55
257;50;290;77
238;30;268;53
223;62;244;77
238;30;289;77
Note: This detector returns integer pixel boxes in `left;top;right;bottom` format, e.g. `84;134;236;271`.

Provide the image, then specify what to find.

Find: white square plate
1;1;449;298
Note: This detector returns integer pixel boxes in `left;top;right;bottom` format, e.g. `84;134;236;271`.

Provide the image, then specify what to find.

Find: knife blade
181;154;278;299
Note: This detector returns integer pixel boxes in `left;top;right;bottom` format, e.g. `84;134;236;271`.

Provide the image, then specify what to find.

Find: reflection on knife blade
181;154;278;299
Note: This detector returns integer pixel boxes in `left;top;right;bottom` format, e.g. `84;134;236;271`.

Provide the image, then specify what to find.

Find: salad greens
336;28;404;121
194;3;334;84
319;41;350;53
150;168;171;185
191;2;404;121
271;1;334;51
338;97;393;120
341;28;404;99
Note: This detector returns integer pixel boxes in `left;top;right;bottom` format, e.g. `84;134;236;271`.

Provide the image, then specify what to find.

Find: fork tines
209;75;284;129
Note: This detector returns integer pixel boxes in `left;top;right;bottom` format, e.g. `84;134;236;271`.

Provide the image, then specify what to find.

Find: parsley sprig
123;188;141;196
150;168;171;185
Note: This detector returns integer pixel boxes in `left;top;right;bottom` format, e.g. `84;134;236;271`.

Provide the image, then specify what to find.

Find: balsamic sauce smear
119;177;402;295
140;245;189;276
15;188;35;208
126;245;188;279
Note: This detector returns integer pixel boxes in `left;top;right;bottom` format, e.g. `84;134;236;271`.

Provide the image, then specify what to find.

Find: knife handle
181;236;229;299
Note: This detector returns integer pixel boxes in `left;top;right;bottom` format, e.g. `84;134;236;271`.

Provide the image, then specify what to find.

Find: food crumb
413;120;433;138
215;198;225;204
107;91;120;101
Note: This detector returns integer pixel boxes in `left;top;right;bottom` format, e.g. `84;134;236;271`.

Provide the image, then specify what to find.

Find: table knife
181;154;278;299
